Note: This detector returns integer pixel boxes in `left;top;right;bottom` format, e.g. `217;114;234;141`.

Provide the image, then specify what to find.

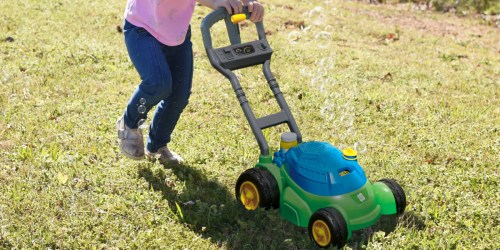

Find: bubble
337;131;347;140
310;76;323;87
139;98;146;105
323;24;334;32
317;67;328;77
311;76;333;92
340;115;354;127
320;102;335;121
314;31;332;49
354;141;368;154
324;77;335;88
318;82;325;92
300;68;313;77
346;127;357;137
308;6;327;26
287;30;302;44
308;6;324;17
138;105;146;114
341;103;355;113
328;92;342;100
138;119;148;129
317;57;335;70
312;18;326;26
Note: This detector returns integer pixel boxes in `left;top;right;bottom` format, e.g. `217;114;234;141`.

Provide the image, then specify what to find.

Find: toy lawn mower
201;8;407;249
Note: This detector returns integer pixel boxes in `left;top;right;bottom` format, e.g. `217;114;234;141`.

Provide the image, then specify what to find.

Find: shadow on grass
138;162;313;249
348;212;426;249
138;163;426;249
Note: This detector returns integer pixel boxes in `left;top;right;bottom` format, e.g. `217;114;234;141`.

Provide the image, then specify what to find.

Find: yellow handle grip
231;14;247;24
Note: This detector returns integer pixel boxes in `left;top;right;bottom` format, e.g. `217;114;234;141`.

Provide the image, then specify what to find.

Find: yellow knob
342;148;358;160
231;14;247;24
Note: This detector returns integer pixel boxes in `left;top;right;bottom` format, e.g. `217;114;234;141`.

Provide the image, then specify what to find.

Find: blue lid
284;141;367;196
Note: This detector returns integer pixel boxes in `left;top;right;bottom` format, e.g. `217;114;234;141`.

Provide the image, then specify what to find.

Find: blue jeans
123;20;193;153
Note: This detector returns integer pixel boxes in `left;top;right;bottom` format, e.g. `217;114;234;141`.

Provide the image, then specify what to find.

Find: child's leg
146;29;193;153
122;20;174;129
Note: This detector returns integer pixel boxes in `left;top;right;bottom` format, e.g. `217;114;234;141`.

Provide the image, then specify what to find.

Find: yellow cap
342;148;358;160
280;132;298;150
231;14;247;24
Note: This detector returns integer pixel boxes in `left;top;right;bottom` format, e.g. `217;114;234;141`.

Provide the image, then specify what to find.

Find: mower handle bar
200;7;303;156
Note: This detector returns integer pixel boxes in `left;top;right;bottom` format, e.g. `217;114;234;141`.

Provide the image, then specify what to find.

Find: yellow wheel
239;181;260;210
311;220;331;247
308;208;348;249
236;168;279;210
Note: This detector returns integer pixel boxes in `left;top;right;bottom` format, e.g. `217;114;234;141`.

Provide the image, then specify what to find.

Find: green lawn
0;0;498;249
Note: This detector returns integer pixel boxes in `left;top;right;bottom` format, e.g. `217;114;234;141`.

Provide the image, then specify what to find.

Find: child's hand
200;0;264;22
243;0;264;22
212;0;243;15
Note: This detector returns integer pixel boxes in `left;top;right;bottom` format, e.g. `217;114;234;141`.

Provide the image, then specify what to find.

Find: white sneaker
117;116;144;160
145;146;184;166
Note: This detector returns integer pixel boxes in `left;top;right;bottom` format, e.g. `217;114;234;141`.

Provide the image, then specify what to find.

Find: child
117;0;264;166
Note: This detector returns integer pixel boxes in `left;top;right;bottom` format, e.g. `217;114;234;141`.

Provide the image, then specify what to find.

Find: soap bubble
323;24;334;32
310;76;323;87
318;82;326;92
324;77;335;88
138;105;146;114
317;67;328;77
346;127;357;137
308;6;324;17
320;102;335;122
340;115;354;127
287;30;302;45
337;132;347;141
313;77;333;92
314;31;332;49
300;68;313;77
341;103;355;113
317;57;335;70
138;98;147;114
311;76;331;91
354;141;368;154
308;6;326;26
138;119;148;129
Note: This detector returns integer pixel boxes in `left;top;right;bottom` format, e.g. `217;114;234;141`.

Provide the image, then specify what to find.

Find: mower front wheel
308;208;348;249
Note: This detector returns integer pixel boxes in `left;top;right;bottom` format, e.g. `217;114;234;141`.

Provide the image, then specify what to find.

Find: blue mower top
282;142;367;196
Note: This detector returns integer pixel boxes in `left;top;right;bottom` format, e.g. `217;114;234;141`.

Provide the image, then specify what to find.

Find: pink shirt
124;0;196;46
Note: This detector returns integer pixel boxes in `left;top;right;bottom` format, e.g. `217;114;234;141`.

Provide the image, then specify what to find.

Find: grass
1;0;499;249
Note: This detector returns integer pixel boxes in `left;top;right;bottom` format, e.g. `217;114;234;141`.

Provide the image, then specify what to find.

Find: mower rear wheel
235;168;279;210
379;178;407;215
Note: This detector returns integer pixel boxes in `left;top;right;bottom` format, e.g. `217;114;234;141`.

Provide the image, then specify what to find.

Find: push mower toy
201;8;407;249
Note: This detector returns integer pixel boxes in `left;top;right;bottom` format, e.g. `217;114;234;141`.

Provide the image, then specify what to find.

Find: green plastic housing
257;155;397;239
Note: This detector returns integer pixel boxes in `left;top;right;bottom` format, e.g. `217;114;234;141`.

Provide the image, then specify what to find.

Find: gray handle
201;6;266;50
200;7;302;156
